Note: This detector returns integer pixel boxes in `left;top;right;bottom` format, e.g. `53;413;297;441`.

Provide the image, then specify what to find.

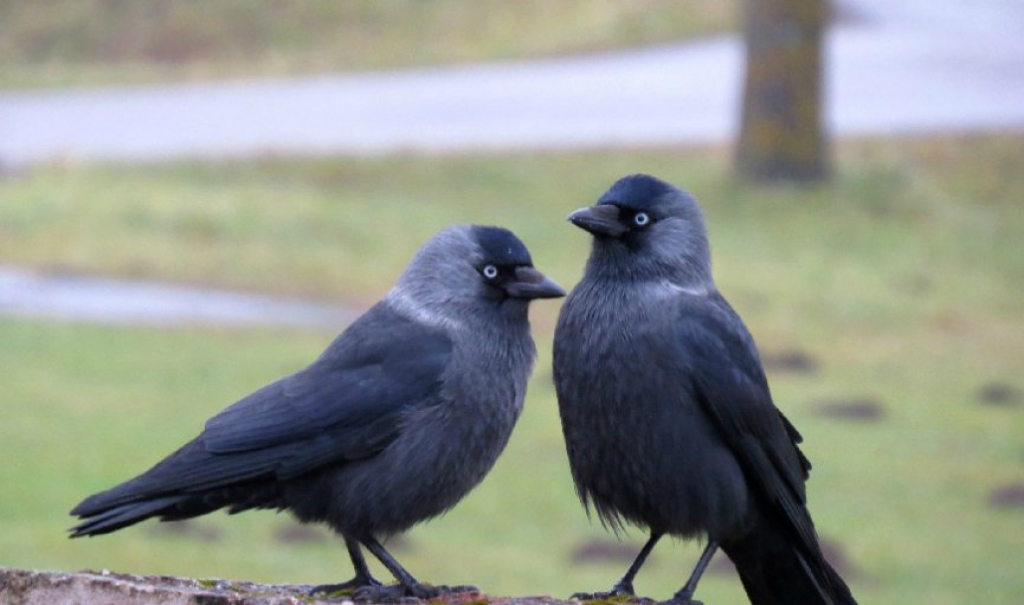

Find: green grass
1;135;1023;605
0;0;736;90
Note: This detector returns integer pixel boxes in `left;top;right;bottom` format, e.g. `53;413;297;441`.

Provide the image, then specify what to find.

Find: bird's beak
567;204;627;238
504;266;566;300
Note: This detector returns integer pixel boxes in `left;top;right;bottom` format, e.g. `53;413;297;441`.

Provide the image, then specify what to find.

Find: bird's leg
358;535;478;600
664;541;718;605
573;531;663;600
310;537;384;595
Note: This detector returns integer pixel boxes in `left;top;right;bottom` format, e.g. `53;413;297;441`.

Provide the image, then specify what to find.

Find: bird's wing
673;298;818;552
200;302;453;478
74;303;454;514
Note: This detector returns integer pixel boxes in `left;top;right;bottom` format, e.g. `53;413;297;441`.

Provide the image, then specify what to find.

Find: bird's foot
310;574;384;598
572;583;649;602
660;590;703;605
353;582;479;603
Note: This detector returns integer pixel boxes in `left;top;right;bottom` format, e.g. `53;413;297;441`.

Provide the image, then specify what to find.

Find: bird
70;224;565;600
552;174;857;605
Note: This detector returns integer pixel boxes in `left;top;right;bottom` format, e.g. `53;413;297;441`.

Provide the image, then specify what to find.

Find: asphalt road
2;0;1022;327
2;0;1022;167
0;266;356;329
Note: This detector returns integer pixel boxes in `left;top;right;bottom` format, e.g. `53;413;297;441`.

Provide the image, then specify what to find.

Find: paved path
2;0;1022;328
2;0;1023;167
0;266;356;329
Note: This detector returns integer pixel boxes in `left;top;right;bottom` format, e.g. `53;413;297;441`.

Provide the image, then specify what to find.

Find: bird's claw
353;584;414;603
659;585;700;605
660;592;703;605
438;585;481;596
352;582;479;603
572;583;642;601
311;575;385;597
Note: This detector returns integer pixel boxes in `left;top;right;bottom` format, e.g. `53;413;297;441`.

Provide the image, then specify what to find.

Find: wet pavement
1;0;1021;326
0;266;356;329
1;0;1022;166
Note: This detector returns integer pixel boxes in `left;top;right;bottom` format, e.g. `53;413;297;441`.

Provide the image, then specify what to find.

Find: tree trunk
735;0;830;182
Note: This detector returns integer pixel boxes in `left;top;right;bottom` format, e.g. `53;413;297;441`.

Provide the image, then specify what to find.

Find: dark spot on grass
274;523;328;544
988;483;1024;509
818;537;859;578
146;519;221;542
383;534;411;552
897;273;932;295
762;349;819;375
537;370;557;388
977;382;1020;407
708;550;736;576
812;397;885;423
570;539;647;564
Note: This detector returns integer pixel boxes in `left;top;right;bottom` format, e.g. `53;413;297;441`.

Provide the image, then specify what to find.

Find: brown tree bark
735;0;830;182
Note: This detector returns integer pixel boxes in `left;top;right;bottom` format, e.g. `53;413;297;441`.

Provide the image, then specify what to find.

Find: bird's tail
69;448;213;538
70;478;279;537
70;436;290;538
69;493;190;537
721;516;856;605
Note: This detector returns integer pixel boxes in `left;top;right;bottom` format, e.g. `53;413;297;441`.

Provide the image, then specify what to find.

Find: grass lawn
1;134;1022;605
0;1;736;90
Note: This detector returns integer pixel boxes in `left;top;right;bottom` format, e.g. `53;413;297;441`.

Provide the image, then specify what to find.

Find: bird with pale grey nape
71;225;564;601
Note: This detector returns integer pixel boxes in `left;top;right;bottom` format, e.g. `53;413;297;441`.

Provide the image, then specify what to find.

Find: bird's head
389;225;564;327
568;174;713;289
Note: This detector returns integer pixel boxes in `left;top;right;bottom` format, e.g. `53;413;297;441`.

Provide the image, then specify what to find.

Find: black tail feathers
70;495;187;537
70;474;284;538
721;520;856;605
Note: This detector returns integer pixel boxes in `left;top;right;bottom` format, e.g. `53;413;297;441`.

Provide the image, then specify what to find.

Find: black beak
567;204;627;238
504;266;566;300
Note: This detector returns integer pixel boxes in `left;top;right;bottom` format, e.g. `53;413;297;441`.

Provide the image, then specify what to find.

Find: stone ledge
0;567;571;605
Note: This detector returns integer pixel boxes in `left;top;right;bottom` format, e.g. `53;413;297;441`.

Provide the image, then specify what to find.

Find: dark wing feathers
205;306;452;455
674;301;819;553
73;303;452;518
202;365;397;455
779;410;813;478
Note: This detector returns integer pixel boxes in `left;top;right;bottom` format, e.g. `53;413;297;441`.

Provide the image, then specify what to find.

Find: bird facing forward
70;225;564;600
553;175;856;605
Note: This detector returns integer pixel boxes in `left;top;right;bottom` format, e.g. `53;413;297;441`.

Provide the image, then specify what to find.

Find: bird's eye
482;264;499;280
633;212;651;227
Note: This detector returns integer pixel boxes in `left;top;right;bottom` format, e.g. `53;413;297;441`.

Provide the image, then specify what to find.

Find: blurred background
1;1;1022;604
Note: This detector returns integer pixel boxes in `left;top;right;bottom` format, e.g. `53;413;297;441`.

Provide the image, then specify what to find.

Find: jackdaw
70;225;565;599
553;175;856;605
